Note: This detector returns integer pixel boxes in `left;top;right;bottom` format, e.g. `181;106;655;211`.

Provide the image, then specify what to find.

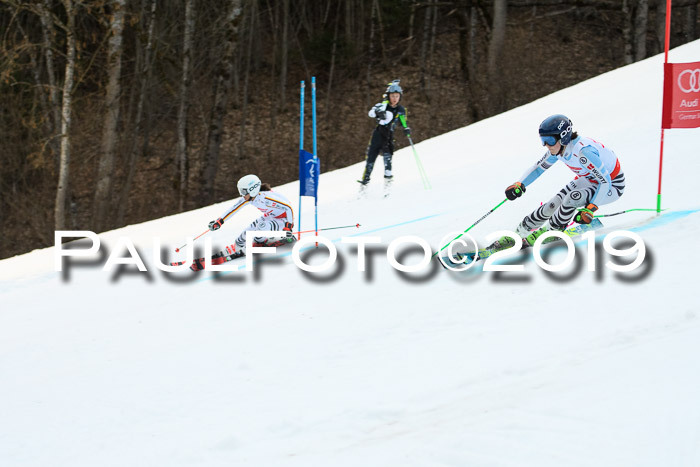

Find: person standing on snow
501;114;625;246
359;80;412;186
206;174;295;259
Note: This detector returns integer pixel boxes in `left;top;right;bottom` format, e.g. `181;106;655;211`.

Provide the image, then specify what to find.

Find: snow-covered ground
1;40;699;467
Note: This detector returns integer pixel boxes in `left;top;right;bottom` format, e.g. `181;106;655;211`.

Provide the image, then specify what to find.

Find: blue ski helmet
538;114;573;146
386;82;403;94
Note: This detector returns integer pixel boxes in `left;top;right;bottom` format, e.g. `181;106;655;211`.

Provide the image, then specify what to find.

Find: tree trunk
399;0;417;63
279;0;288;112
469;5;486;121
687;0;698;40
487;0;507;114
117;0;157;225
325;1;341;124
238;0;257;159
176;0;194;212
428;0;438;99
651;0;666;55
634;0;649;61
94;0;126;232
419;2;432;98
622;0;634;64
366;0;377;108
455;7;469;83
17;22;51;157
345;0;353;46
54;0;76;231
199;0;243;205
266;0;278;130
39;0;61;161
374;0;387;63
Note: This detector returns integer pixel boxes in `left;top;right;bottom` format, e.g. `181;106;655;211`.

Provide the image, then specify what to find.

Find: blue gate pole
299;81;305;239
312;76;318;237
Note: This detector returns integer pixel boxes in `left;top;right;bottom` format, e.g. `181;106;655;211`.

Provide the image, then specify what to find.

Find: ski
383;177;393;198
171;237;297;271
169;244;240;271
440;218;604;269
357;180;369;199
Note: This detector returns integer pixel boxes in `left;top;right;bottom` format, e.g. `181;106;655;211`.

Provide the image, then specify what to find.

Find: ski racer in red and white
207;174;295;256
504;114;625;246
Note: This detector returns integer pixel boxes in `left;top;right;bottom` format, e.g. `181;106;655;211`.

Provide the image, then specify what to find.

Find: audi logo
678;69;700;93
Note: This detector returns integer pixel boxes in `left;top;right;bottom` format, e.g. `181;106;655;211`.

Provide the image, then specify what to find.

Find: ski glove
208;217;224;231
374;105;386;120
505;182;526;201
403;126;411;136
283;222;294;239
574;204;598;224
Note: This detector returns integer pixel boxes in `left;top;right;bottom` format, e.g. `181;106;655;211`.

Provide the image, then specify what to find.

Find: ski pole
585;207;668;218
399;114;431;190
293;223;361;235
406;135;432;190
175;228;210;252
432;199;508;258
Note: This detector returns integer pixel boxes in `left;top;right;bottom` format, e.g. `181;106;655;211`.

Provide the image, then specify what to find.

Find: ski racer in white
505;114;625;245
207;174;294;255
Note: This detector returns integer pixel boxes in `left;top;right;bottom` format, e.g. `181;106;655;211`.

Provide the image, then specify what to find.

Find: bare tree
366;0;377;108
279;0;289;111
38;0;61;160
399;0;417;63
687;0;698;40
199;0;243;205
94;0;126;231
238;0;257;159
16;20;52;154
488;0;507;113
325;1;341;123
176;0;194;212
634;0;649;61
375;0;387;63
54;0;76;231
622;0;634;64
117;0;157;225
651;0;666;55
419;1;432;97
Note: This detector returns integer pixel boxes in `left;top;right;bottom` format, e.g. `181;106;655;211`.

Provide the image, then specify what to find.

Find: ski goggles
540;135;560;146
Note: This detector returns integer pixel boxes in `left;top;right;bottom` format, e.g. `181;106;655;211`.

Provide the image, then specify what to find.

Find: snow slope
1;41;700;467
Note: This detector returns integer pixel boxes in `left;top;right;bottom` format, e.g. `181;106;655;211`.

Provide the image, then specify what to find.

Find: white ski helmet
238;174;262;198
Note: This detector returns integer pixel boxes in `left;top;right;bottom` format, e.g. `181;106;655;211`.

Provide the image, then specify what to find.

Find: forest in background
1;0;699;259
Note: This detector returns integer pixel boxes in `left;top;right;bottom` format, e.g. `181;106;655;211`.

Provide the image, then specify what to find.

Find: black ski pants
361;128;394;183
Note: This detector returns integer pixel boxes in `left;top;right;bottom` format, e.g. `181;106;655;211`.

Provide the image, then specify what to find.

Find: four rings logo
678;69;700;93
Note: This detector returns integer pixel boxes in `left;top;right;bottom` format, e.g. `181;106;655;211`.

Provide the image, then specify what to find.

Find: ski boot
485;235;516;252
357;176;370;199
523;227;549;247
383;174;393;198
523;222;565;247
485;222;530;252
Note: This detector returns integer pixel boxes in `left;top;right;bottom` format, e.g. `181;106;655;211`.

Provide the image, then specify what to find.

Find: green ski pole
399;114;431;190
432;198;508;258
577;207;669;218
